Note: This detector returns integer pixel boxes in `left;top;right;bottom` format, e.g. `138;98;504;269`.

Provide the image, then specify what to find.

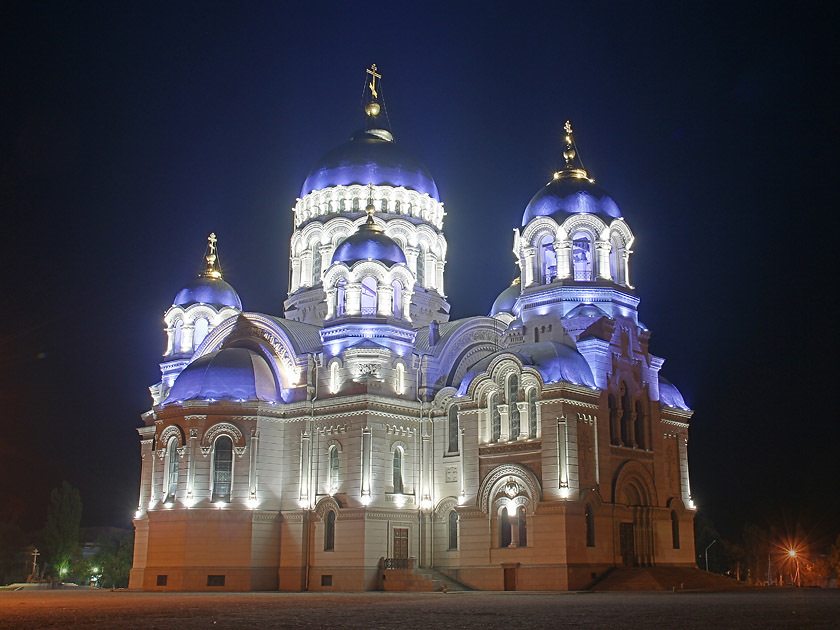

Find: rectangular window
321;575;333;586
156;575;168;586
207;575;226;587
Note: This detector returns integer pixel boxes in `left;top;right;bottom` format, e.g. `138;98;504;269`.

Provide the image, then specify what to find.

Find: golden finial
203;232;222;279
553;120;588;180
365;64;382;116
365;183;376;220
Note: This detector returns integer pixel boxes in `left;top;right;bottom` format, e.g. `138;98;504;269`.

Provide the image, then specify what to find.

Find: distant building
130;67;696;591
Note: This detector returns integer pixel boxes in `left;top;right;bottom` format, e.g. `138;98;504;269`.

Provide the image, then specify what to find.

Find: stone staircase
590;566;744;591
381;566;472;592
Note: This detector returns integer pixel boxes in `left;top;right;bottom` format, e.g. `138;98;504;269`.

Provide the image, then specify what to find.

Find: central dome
331;215;407;267
173;275;242;310
301;128;440;201
522;174;622;226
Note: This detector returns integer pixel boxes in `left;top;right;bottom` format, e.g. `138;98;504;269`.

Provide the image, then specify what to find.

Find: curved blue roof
164;347;280;404
659;376;690;410
173;276;242;310
489;281;520;316
331;219;407;267
458;341;596;394
301;128;440;201
522;176;621;226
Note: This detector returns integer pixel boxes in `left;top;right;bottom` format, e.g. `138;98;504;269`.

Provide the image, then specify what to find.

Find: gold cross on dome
366;64;381;99
207;232;217;256
564;120;573;135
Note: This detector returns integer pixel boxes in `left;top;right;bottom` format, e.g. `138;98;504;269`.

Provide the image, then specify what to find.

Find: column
523;247;536;286
499;404;510;442
299;430;311;506
516;402;529;439
405;245;419;279
557;417;569;492
554;241;572;280
299;250;312;288
377;283;394;317
325;288;336;320
402;290;412;323
345;283;362;316
290;257;301;293
596;240;611;280
361;426;372;500
436;260;445;296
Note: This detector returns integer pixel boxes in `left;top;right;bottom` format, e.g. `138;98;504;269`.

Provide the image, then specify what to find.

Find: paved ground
0;589;838;629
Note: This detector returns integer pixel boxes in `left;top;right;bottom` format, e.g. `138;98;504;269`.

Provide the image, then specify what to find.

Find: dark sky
1;2;837;544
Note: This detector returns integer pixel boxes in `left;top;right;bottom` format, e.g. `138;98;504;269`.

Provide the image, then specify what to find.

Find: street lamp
788;549;801;587
705;539;717;573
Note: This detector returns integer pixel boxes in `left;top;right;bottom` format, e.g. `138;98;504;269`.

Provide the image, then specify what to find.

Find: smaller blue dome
174;276;242;310
659;376;690;410
331;216;406;267
522;175;622;226
564;303;609;319
164;347;280;404
490;280;521;316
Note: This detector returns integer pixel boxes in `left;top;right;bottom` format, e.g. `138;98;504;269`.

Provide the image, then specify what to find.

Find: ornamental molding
385;493;415;505
202;422;245;446
185;415;206;423
199;446;212;457
660;418;690;428
159;424;184;448
155;449;166;460
433;496;459;522
478;441;541;457
314;496;342;519
252;511;281;523
234;446;247;457
317;424;348;436
577;412;598;425
477;464;542;514
385;424;415;437
176;446;187;458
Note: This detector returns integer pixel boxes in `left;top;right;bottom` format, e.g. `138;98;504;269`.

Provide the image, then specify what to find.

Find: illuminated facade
130;68;696;592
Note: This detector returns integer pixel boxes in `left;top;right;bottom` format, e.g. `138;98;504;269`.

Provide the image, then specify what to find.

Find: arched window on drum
572;231;594;281
360;277;377;315
539;234;557;283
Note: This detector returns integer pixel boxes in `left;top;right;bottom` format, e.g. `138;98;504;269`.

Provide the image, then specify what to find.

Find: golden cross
366;64;381;99
207;232;217;256
564;120;573;135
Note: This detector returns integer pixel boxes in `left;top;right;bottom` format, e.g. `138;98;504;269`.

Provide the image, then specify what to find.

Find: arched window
394;200;401;214
312;243;322;284
212;436;233;503
360;277;377;315
336;279;346;317
609;236;622;284
173;320;183;354
448;510;458;550
380;199;388;213
500;507;512;548
163;437;179;502
392;448;404;494
528;388;538;439
608;394;619;445
517;506;527;547
324;510;336;551
621;383;632;447
328;445;339;493
671;510;680;549
508;375;520;439
392;280;403;317
490;392;501;442
329;362;340;394
416;245;426;287
352;197;360;211
539;234;557;283
193;318;209;348
339;198;346;212
395;363;405;395
572;231;593;281
448;405;459;454
585;504;595;547
634;400;646;450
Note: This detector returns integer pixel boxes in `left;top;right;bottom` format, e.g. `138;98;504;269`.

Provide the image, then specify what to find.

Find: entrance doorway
620;522;636;567
393;528;409;560
503;567;517;591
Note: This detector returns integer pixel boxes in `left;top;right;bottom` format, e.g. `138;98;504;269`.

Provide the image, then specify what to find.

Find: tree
829;534;840;582
90;530;134;589
43;482;82;577
0;521;27;585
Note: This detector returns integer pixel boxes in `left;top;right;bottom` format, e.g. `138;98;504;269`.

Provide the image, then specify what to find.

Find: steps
381;567;472;592
590;567;744;591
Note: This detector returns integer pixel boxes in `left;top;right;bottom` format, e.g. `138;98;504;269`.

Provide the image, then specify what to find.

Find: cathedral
129;66;696;592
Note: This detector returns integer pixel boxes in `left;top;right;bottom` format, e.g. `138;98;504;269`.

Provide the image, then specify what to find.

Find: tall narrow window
508;375;520;439
490;393;501;442
193;318;209;349
392;448;404;494
671;510;680;549
212;436;233;503
448;406;459;454
517;506;527;547
585;504;595;547
448;511;458;550
572;231;593;281
329;362;340;394
540;234;557;283
635;401;646;450
528;389;538;439
164;437;179;502
392;280;402;317
336;280;346;317
173;320;183;354
352;197;359;211
500;507;511;548
416;246;426;287
328;446;339;493
395;363;405;395
360;277;377;315
312;243;322;284
380;198;388;213
609;236;621;284
324;510;336;551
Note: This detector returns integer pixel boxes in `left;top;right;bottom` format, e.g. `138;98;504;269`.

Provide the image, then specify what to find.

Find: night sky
2;2;837;544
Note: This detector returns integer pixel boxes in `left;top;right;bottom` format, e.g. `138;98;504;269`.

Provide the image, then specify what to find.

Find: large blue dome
489;280;520;316
173;276;242;310
331;217;407;267
164;347;280;404
301;128;440;201
522;175;622;226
